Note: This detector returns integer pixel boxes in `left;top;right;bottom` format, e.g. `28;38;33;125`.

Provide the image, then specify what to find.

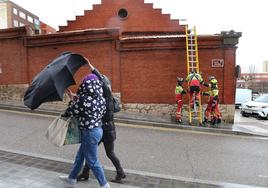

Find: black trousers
82;140;124;175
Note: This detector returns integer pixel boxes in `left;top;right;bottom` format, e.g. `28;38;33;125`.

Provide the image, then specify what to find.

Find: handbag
64;117;81;145
113;97;121;113
46;116;70;147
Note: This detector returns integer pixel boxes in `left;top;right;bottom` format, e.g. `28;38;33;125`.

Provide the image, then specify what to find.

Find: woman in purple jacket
60;74;110;188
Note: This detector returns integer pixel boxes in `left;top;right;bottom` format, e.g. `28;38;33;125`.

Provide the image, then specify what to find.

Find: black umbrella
24;52;87;110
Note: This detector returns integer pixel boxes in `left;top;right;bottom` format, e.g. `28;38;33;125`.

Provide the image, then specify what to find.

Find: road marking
259;121;268;126
117;122;268;140
1;109;268;140
258;175;268;178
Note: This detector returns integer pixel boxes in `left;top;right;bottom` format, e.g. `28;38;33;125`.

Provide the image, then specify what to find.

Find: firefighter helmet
177;77;184;82
211;79;217;84
208;76;215;81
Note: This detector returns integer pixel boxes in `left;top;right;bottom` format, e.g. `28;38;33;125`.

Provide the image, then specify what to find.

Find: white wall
0;3;8;29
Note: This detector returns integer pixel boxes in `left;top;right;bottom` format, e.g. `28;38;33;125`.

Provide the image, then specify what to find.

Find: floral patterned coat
63;79;106;129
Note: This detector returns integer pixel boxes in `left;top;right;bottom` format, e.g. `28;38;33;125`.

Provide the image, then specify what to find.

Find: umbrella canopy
24;52;87;110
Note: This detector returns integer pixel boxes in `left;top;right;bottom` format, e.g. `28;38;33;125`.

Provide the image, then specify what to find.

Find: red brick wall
0;27;28;84
59;0;184;33
120;37;235;104
0;27;238;105
25;29;120;92
222;48;236;104
120;49;185;104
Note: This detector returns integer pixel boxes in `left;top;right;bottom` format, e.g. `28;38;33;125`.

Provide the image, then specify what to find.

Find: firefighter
202;76;222;125
175;77;186;123
186;71;204;108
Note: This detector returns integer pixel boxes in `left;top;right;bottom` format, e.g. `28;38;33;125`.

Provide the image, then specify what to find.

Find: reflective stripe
186;73;203;83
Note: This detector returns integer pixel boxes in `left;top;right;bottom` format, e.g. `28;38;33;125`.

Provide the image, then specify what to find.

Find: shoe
111;173;126;183
77;173;89;181
59;175;77;187
101;183;111;188
176;119;182;123
203;118;208;124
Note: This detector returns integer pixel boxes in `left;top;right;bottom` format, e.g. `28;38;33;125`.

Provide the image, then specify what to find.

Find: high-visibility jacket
175;85;186;101
205;89;219;98
186;73;203;87
203;79;219;98
175;85;185;95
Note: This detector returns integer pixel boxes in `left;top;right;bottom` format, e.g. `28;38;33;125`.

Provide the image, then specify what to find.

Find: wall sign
211;59;224;68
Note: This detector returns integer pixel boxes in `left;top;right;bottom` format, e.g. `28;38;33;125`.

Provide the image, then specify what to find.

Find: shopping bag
46;116;70;147
64;117;81;145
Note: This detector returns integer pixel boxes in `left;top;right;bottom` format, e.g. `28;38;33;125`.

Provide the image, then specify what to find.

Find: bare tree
248;64;257;80
240;64;257;89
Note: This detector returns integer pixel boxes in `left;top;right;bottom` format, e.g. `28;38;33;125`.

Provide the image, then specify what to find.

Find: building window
0;64;2;74
13;7;18;15
19;22;25;26
19;11;26;19
34;18;40;26
118;8;128;19
34;29;40;34
27;15;33;23
13;19;19;27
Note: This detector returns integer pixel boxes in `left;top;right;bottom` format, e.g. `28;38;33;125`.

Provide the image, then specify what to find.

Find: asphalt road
0;109;268;187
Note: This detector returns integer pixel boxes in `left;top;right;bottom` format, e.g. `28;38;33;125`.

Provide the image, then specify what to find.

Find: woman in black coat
77;62;126;183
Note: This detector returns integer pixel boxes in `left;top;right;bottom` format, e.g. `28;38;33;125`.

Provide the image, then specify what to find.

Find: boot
203;118;208;124
175;118;182;124
211;117;217;127
77;165;89;181
111;171;126;183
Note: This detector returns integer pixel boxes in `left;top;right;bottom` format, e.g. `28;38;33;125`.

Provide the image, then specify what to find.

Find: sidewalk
0;148;261;188
0;149;140;188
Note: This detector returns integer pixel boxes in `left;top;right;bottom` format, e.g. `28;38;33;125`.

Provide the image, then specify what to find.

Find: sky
10;0;267;73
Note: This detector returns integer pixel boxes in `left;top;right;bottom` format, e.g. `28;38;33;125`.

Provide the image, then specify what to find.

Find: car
241;94;268;117
258;107;268;119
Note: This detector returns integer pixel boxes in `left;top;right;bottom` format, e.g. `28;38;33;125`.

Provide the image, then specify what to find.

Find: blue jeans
69;127;107;186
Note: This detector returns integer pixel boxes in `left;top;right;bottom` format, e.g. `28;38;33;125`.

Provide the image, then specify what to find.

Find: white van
235;88;252;108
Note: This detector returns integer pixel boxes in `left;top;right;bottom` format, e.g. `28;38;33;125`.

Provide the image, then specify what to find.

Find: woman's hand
84;57;94;71
65;89;77;101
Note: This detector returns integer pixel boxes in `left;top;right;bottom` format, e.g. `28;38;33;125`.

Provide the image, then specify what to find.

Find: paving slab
0;149;263;188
